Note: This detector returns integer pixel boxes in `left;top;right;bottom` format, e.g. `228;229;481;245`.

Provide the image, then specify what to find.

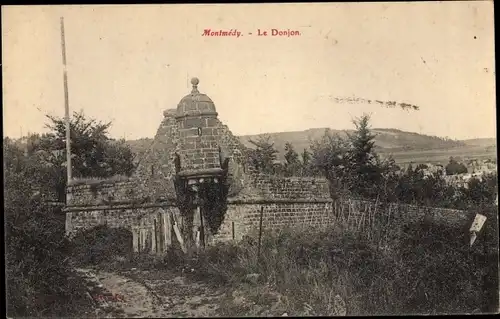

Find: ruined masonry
64;78;335;254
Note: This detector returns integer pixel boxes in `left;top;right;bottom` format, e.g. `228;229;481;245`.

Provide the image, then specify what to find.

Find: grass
183;226;397;316
68;206;499;316
384;146;496;166
177;217;498;316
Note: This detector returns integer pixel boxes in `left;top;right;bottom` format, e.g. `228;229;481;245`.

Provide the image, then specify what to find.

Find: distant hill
126;128;496;165
237;128;468;160
461;138;497;147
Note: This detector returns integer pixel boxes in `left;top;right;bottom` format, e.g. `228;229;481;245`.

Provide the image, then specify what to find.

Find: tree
465;172;498;206
445;157;468;175
247;135;279;174
29;111;135;201
346;114;383;198
376;155;401;202
301;148;313;177
283;142;301;176
310;129;350;200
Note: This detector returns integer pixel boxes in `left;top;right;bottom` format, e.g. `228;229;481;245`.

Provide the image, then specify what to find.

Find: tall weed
180;214;498;316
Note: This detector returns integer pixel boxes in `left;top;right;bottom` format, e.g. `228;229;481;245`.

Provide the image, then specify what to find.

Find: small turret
175;78;223;184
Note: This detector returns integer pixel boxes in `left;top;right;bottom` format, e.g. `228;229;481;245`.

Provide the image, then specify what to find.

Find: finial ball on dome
191;77;199;86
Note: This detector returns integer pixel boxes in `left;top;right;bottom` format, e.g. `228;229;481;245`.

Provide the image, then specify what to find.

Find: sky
2;2;496;141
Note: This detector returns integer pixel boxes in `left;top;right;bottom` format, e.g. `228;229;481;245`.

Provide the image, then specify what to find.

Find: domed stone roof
176;77;217;118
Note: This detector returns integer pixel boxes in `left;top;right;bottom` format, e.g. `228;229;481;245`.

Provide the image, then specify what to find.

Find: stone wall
333;198;473;228
212;201;334;243
216;122;246;165
67;179;145;207
211;198;474;244
133;110;179;201
65;205;179;235
244;174;330;201
65;172;473;248
64;172;335;248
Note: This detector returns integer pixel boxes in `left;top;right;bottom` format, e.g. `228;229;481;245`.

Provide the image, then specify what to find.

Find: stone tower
134;76;252;203
175;77;224;184
173;77;229;250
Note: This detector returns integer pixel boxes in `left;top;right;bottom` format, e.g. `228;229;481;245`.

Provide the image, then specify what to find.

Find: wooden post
132;227;139;253
193;206;201;250
140;228;145;252
195;230;201;251
347;201;352;230
65;212;73;237
163;210;171;252
60;17;72;183
138;229;141;253
171;211;187;254
257;206;264;263
232;221;235;240
199;206;206;248
153;219;158;254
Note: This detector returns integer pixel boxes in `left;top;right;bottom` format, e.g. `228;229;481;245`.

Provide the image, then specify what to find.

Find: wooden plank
195;229;201;249
171;212;187;254
132;227;139;253
159;211;164;252
140;228;144;252
199;206;206;248
65;212;73;237
163;210;172;250
173;223;187;254
152;219;157;254
193;206;201;243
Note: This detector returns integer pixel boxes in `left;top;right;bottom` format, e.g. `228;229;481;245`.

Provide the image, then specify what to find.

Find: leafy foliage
5;111;136;316
303;114;497;210
309;129;351;200
345;114;384;198
27;111;135;201
4;139;91;317
71;225;133;265
283;142;302;177
446;157;469;175
247;135;279;174
301;148;313;175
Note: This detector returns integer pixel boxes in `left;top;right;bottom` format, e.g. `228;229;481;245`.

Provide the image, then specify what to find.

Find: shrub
71;225;133;265
177;217;498;316
394;219;498;314
5;139;93;317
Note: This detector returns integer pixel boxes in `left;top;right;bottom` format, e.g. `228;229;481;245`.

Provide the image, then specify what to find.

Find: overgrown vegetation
4;111;136;317
247;113;498;211
446;156;469;175
21;110;135;201
70;225;134;265
167;214;498;316
4;139;92;317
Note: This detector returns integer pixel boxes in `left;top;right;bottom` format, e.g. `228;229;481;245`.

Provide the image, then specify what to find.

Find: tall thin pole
257;206;264;264
60;17;72;182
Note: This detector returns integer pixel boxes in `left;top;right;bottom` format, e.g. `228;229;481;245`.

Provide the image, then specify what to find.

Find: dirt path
75;267;287;318
75;267;226;317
